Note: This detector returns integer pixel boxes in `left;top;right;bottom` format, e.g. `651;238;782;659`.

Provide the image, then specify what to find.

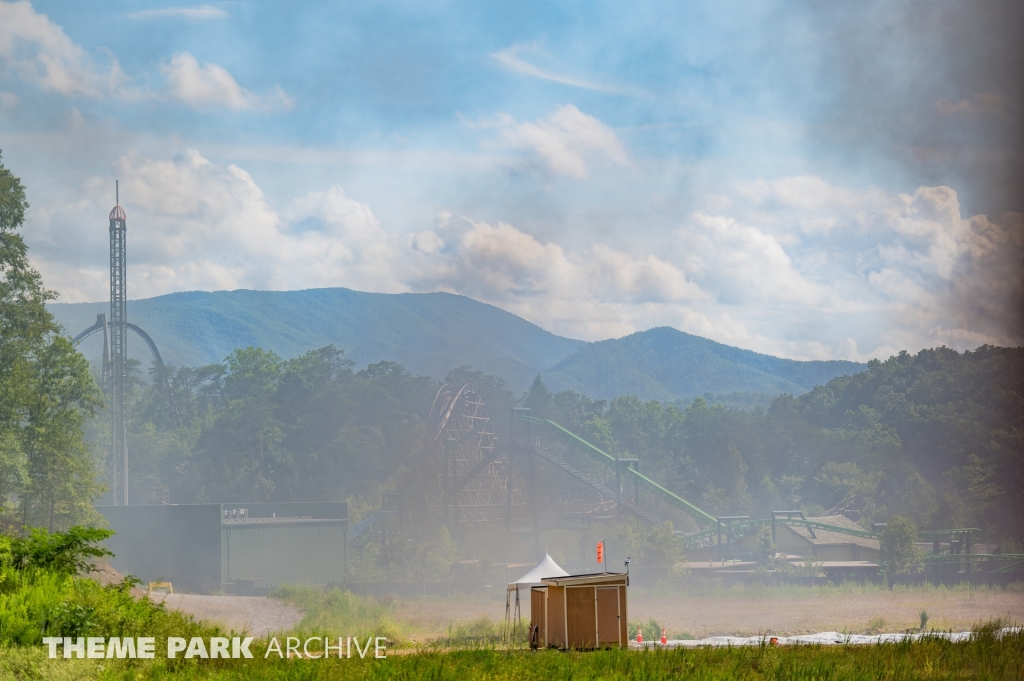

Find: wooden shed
530;573;628;650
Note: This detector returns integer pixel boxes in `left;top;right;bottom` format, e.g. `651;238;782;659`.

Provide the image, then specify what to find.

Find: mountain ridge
49;287;864;400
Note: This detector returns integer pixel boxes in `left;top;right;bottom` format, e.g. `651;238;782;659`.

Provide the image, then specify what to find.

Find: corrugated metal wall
221;522;346;585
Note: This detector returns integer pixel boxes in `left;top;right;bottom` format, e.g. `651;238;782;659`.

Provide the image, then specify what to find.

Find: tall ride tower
109;182;128;505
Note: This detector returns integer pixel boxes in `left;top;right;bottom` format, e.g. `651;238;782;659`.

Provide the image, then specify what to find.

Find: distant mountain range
49;288;865;401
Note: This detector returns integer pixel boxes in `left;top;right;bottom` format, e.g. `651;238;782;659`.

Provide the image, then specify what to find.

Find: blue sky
1;0;1021;361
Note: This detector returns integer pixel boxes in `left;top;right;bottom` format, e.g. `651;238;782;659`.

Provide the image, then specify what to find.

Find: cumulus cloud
0;0;128;98
161;53;293;111
0;4;289;111
31;150;399;300
469;104;631;179
26;152;1022;363
680;176;1024;356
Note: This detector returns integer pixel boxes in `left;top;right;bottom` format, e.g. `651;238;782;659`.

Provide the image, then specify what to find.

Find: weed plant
270;585;404;643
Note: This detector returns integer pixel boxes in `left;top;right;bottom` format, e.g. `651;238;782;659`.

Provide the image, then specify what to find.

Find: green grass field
2;623;1021;680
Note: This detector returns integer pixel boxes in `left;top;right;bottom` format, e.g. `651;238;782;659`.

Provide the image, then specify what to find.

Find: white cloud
161;52;293;112
0;0;128;97
26;152;1022;364
127;5;228;21
490;43;636;96
0;4;289;110
679;177;1023;356
32;150;401;300
0;90;18;107
470;104;631;179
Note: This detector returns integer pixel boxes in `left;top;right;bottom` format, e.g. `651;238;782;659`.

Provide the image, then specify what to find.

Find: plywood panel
530;588;546;647
596;586;620;648
548;586;566;649
566;586;597;650
618;584;628;645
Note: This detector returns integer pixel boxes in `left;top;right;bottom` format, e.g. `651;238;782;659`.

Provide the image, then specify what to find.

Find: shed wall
547;585;566;648
566;586;597;650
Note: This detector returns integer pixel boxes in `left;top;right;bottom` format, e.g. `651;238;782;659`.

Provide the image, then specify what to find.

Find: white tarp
505;554;570;645
631;627;1021;649
507;554;569;591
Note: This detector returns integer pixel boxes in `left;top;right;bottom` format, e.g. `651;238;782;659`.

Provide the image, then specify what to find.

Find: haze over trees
114;339;1024;550
0;153;102;532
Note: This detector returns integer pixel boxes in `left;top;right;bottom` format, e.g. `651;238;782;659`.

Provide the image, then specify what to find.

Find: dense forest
99;341;1024;550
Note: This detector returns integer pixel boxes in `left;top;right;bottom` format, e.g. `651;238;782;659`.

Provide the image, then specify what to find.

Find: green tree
522;375;552;416
190;348;284;501
0;152;103;530
880;515;922;575
751;527;778;569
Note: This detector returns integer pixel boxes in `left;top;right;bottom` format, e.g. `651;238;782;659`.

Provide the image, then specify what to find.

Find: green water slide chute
520;415;717;527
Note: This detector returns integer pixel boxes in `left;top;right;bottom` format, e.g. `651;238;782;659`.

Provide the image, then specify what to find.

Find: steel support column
109;187;128;506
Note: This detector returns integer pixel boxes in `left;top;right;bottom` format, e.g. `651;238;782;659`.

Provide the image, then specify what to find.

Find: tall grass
270;585;404;643
0;565;218;647
428;614;504;648
9;620;1019;680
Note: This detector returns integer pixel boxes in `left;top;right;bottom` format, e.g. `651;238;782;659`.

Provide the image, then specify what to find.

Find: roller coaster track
521;416;717;526
448;413;1002;568
347;509;397;548
531;447;665;526
517;416;999;559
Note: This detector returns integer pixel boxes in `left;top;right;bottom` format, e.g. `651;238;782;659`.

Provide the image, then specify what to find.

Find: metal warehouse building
97;502;347;593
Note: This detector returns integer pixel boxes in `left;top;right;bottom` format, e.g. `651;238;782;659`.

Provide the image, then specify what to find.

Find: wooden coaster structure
418;383;525;526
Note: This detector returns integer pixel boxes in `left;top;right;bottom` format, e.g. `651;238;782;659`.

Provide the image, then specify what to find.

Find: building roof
785;515;880;550
541;572;628;587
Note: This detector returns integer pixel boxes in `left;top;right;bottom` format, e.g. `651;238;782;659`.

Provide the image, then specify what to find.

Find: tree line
0;153;101;532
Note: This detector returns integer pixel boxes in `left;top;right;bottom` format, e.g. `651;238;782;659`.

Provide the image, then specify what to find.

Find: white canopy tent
505;554;569;647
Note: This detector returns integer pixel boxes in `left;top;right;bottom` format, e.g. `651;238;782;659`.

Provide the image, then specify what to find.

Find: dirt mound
87;561;146;598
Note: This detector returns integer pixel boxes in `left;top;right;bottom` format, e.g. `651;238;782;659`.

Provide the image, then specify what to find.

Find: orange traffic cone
661;629;667;645
636;628;643;643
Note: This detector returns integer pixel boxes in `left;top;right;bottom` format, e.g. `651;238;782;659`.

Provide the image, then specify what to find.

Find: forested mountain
542;326;863;400
50;289;862;399
49;289;584;393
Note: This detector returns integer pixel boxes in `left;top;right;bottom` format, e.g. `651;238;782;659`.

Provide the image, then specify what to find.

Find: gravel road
155;594;303;637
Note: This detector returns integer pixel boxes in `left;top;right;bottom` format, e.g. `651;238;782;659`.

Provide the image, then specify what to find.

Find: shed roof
541;572;628;587
785;515;880;550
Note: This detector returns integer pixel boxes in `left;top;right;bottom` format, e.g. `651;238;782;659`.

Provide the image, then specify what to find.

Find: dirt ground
154;594;303;637
147;588;1024;640
631;590;1024;637
393;589;1024;638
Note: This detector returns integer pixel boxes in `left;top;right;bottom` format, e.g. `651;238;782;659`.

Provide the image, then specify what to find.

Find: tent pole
504;589;511;648
515;587;521;648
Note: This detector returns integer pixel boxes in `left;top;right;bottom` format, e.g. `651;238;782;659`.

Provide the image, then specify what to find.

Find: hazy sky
1;0;1021;360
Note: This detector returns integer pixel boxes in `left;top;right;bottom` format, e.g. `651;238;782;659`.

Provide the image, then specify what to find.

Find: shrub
880;516;923;574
